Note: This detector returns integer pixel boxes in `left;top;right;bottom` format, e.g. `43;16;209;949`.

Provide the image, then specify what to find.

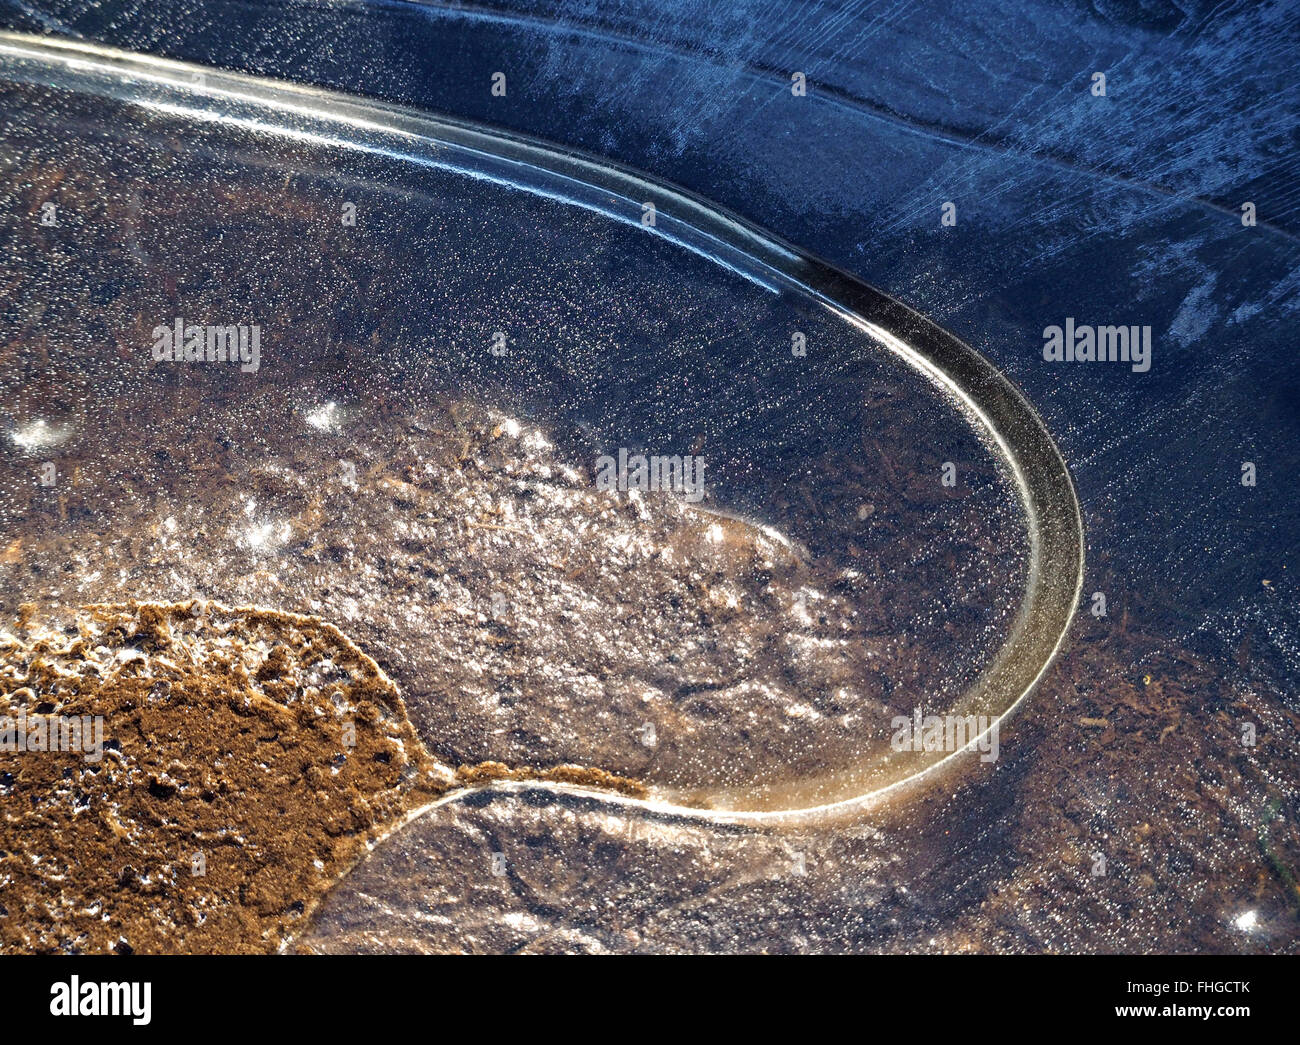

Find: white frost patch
502;911;544;932
10;419;73;452
242;519;291;552
305;401;344;433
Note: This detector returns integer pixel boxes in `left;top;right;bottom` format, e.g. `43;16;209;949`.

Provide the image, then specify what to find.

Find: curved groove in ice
0;33;1086;825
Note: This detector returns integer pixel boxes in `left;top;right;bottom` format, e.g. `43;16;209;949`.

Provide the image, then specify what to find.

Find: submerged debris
0;601;459;953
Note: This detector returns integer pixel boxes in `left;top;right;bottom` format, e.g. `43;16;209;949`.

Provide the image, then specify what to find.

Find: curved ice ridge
0;33;1086;827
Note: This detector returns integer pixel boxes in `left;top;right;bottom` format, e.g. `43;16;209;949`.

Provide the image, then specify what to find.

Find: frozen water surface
0;11;1295;954
0;37;1078;818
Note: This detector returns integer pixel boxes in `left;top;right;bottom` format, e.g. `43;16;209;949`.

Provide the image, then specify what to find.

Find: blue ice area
3;0;1298;683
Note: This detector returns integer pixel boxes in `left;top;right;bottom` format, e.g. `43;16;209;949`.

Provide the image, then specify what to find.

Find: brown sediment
455;760;648;800
0;600;641;953
923;613;1300;953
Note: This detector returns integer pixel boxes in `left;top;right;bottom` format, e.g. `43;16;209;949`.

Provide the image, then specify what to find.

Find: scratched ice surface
3;1;1298;953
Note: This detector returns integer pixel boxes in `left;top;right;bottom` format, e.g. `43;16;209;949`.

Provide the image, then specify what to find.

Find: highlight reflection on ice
8;419;73;452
